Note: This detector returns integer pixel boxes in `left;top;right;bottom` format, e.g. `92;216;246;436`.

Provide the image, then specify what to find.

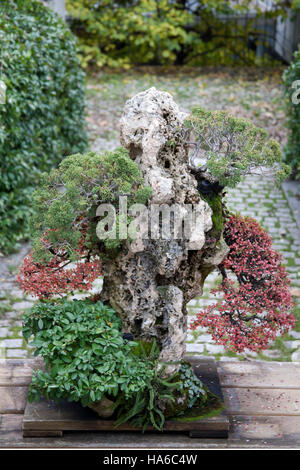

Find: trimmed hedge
283;47;300;179
0;0;88;253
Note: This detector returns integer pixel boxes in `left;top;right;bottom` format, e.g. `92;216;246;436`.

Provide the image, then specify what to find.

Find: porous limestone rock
100;88;228;375
88;397;114;418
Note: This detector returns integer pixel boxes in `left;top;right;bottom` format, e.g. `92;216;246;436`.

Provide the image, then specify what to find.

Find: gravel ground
1;68;299;362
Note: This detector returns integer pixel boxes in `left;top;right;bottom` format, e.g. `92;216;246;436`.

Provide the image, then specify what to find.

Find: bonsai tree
18;88;294;430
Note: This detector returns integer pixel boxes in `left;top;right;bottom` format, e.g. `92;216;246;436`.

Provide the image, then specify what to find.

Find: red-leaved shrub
190;214;295;353
17;252;102;299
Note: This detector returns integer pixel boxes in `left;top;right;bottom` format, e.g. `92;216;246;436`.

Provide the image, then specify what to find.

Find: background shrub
0;0;88;254
66;0;291;69
283;47;300;179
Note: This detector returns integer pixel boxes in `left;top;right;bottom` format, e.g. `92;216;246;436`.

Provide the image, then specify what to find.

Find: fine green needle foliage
283;47;300;179
23;299;154;407
0;0;88;254
30;148;152;263
185;107;290;188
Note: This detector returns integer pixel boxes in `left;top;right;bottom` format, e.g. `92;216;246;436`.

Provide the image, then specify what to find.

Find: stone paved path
0;69;299;362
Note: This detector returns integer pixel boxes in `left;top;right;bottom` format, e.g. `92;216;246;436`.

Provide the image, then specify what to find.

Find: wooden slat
223;388;300;416
0;359;43;386
1;359;300;446
0;387;28;414
0;431;24;444
22;397;229;433
23;430;63;437
22;359;229;437
229;415;300;441
0;414;23;432
218;361;300;389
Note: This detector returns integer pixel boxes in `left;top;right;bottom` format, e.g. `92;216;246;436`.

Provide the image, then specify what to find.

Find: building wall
275;12;300;62
41;0;67;20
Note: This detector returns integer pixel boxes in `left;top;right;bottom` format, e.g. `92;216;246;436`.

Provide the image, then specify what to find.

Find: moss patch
201;193;224;242
171;391;224;423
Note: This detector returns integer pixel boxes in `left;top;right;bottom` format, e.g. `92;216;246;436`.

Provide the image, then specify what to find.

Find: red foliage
17;252;102;299
190;214;295;353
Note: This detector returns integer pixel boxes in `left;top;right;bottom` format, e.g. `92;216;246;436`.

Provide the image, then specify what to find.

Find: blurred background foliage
66;0;299;68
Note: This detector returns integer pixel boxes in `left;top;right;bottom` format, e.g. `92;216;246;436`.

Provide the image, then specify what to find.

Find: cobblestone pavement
1;70;300;362
186;175;300;362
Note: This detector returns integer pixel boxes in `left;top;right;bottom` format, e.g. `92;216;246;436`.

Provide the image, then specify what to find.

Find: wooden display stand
22;358;229;438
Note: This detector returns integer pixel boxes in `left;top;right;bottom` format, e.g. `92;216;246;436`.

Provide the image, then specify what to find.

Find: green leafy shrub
23;298;210;431
23;299;154;406
114;352;214;431
283;47;300;179
185;107;290;188
66;0;192;68
113;340;180;431
0;0;88;254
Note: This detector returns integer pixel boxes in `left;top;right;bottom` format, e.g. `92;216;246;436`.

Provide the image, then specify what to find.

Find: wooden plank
1;358;299;445
22;359;229;438
23;430;63;437
218;361;300;389
0;414;23;431
22;398;229;432
0;387;28;414
229;415;300;441
4;411;299;442
0;431;24;444
223;388;300;416
0;359;43;386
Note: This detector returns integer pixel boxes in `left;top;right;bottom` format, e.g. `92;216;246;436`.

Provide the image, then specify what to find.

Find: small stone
283;340;300;350
88;397;114;418
186;334;195;342
262;350;281;359
0;327;9;337
6;349;27;358
0;338;23;348
206;344;225;354
4;311;19;319
186;343;204;353
291;351;300;362
244;351;258;357
11;301;34;311
290;331;300;340
195;333;213;343
220;356;239;362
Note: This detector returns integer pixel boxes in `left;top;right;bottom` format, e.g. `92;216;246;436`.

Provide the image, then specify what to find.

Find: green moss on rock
201;193;224;242
171;392;224;423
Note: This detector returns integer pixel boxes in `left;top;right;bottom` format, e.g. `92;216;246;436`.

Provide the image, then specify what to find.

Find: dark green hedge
0;0;88;253
283;47;300;179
